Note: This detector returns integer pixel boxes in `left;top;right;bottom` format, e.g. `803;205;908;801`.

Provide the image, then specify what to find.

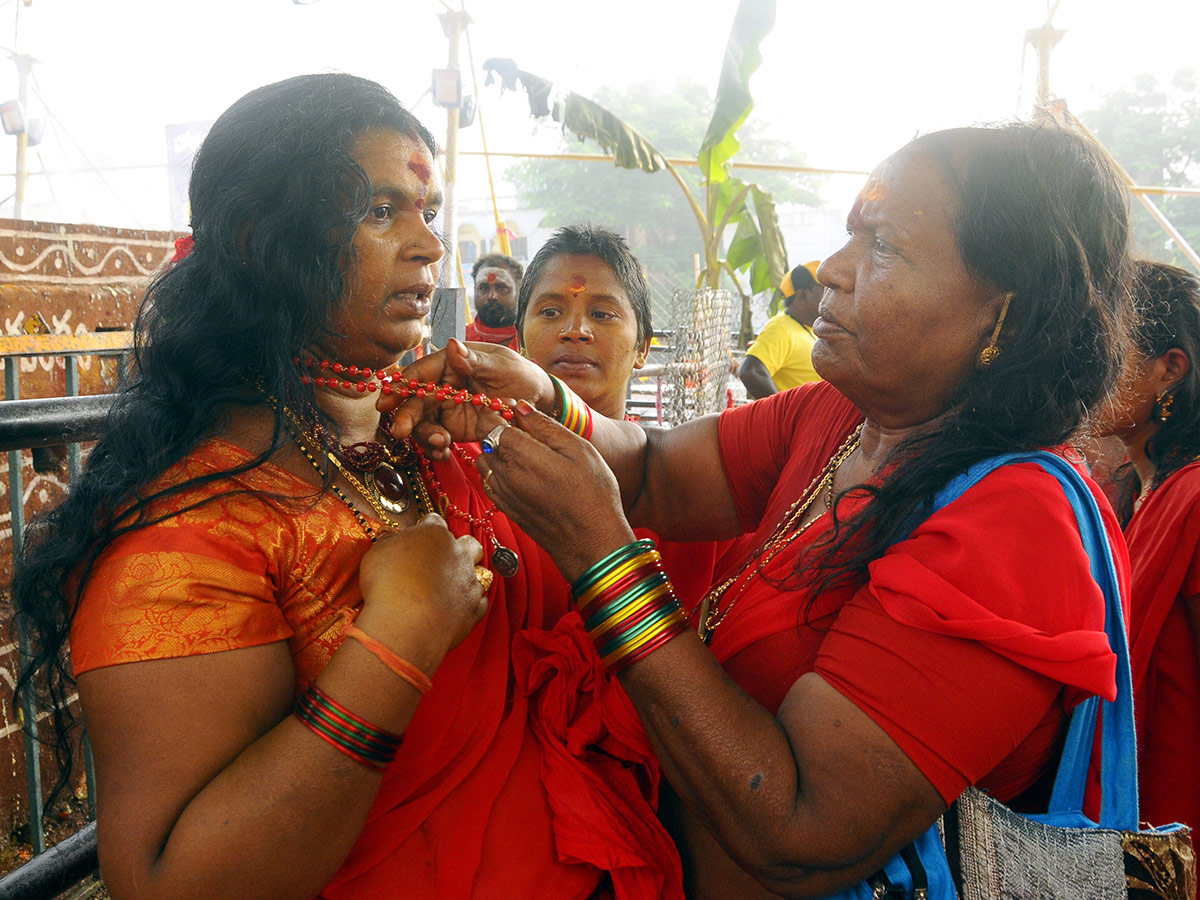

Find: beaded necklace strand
291;357;520;573
695;425;863;642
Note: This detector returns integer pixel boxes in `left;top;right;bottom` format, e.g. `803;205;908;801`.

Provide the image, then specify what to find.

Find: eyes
843;226;902;261
535;306;619;322
365;201;440;227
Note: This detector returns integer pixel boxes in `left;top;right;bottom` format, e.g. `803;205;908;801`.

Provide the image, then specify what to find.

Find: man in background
737;261;823;398
465;253;523;350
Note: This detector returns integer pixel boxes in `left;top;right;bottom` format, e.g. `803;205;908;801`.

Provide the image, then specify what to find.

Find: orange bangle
343;625;433;695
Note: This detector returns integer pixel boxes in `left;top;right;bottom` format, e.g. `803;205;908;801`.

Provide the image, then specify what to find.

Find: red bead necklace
295;357;516;420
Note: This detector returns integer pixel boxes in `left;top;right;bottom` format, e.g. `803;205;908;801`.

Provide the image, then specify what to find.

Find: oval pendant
491;545;520;578
367;463;410;514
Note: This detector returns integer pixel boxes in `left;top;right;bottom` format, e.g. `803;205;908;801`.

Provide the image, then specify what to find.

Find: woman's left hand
477;400;636;582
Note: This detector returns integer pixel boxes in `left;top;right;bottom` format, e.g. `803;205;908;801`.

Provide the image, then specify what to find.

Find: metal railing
1;331;128;899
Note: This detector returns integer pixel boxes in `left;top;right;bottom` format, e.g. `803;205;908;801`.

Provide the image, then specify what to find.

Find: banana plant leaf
557;91;670;174
697;0;776;185
483;58;669;175
724;183;787;296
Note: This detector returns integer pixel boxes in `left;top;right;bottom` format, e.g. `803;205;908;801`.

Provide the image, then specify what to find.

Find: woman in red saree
1099;261;1200;867
512;222;723;610
394;123;1135;898
13;75;679;900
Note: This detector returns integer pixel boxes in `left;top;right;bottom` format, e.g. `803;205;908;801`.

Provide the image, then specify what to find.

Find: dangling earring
979;292;1015;367
1153;390;1176;423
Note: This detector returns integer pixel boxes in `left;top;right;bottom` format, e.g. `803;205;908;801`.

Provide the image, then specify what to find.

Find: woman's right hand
383;339;556;457
357;513;488;657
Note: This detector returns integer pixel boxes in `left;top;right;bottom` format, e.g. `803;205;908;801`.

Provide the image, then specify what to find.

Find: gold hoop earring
979;293;1014;367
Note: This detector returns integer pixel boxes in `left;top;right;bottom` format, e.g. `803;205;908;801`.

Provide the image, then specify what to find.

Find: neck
312;387;386;444
856;409;955;475
595;397;627;420
786;305;816;328
1119;420;1159;492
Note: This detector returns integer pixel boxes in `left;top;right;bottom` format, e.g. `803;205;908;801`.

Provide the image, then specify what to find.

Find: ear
633;335;651;370
1159;346;1191;391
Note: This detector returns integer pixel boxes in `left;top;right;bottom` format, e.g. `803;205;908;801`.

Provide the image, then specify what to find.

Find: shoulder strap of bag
930;451;1138;830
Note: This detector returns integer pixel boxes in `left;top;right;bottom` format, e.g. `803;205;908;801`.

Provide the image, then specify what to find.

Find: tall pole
1024;1;1065;110
437;10;469;289
12;52;31;219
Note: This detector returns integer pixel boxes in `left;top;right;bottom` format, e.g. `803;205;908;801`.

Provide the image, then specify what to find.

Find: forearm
579;414;740;541
738;357;779;399
616;639;938;897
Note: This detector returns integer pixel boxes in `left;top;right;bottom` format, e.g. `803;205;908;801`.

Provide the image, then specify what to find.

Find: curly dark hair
1110;261;1200;525
11;73;436;811
804;122;1133;596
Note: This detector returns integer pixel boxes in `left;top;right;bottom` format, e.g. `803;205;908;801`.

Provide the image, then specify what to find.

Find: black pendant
492;544;520;578
368;463;410;514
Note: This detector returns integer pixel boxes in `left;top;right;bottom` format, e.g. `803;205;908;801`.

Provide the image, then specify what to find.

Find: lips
550;353;598;375
386;284;433;317
813;307;849;337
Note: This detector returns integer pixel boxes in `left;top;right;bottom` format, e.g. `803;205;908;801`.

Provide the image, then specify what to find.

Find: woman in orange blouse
13;75;678;900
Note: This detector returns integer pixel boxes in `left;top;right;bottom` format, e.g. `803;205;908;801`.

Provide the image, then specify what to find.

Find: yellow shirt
745;312;820;390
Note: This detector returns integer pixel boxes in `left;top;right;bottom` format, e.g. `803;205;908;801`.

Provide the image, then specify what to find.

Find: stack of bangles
294;684;404;772
572;539;688;674
548;373;594;440
293;624;433;772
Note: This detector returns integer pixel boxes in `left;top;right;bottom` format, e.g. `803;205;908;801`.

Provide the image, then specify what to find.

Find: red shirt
712;382;1125;808
464;316;519;350
1124;461;1200;838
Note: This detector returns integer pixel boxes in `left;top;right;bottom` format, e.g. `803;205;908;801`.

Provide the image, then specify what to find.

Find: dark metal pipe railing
0;823;97;900
2;334;128;896
0;395;115;452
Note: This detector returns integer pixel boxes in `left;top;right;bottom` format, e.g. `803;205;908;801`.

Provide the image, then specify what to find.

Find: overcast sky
0;0;1195;229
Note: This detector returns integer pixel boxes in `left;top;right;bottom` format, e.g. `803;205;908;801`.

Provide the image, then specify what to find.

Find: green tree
1081;69;1200;272
505;80;821;325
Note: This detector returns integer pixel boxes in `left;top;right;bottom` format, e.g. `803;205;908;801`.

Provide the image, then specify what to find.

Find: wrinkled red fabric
714;382;1126;814
512;612;685;900
1124;461;1200;845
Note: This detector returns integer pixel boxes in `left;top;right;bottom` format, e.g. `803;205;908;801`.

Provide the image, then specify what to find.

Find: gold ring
474;565;494;592
483;468;494;491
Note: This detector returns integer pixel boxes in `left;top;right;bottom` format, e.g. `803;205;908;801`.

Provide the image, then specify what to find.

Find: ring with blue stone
481;424;508;454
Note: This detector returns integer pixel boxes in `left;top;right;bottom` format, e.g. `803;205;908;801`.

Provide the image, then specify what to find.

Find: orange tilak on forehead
486;273;498;283
570;275;586;293
409;152;430;211
407;153;431;183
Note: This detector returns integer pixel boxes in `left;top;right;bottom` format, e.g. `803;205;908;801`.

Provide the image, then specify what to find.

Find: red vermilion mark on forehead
486;272;498;283
414;197;426;211
407;153;431;182
570;275;586;293
862;179;887;203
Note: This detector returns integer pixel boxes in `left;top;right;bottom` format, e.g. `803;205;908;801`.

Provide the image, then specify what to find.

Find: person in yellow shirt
737;261;823;397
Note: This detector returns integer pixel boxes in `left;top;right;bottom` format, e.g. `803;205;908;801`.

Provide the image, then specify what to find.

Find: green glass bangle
596;596;682;659
585;572;670;634
571;539;656;599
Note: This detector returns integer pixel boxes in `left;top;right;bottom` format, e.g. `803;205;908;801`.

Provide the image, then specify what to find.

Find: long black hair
12;73;436;810
1110;261;1200;525
805;122;1132;595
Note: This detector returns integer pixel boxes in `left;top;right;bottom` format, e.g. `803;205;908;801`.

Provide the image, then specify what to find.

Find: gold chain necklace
281;404;431;538
696;424;863;642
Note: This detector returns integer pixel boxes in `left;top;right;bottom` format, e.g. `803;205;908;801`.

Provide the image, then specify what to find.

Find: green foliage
1081;69;1200;272
505;80;821;320
698;0;775;185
